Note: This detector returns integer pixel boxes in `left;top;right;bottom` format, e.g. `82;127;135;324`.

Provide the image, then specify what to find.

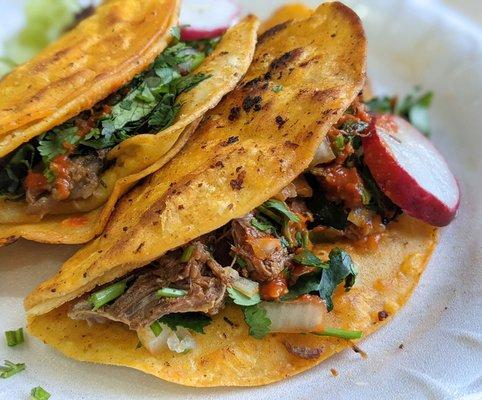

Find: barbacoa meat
231;213;290;282
69;242;229;330
26;152;105;215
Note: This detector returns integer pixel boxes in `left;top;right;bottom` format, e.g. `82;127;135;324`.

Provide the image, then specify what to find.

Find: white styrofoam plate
1;1;481;399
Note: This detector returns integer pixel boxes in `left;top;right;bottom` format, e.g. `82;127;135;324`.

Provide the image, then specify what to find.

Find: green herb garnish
88;280;127;310
150;321;163;337
260;199;300;223
293;249;328;269
242;304;271;339
157;313;212;334
156;287;188;298
5;328;24;347
227;287;261;306
313;327;363;340
30;386;51;400
0;360;25;379
180;245;194;262
272;85;283;93
319;248;357;311
366;87;433;136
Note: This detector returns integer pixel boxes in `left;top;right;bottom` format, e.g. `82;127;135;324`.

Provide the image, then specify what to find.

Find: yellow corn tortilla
0;0;180;156
259;3;313;33
28;216;437;386
23;2;437;388
0;14;259;244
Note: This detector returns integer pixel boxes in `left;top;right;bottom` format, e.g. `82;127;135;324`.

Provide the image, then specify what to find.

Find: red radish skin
362;115;459;226
180;0;241;41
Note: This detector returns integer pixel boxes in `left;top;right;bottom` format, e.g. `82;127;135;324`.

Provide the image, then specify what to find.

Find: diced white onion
232;276;259;297
137;324;196;355
347;207;374;228
166;327;196;353
309;137;336;167
260;301;326;333
225;267;260;297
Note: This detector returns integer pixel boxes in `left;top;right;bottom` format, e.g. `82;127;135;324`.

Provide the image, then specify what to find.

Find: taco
0;0;259;245
26;2;449;387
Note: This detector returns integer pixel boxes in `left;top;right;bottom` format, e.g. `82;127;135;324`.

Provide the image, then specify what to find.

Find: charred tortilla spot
275;115;287;129
221;136;239;146
178;204;185;210
283;341;323;359
378;310;389;321
211;160;225;169
284;141;299;149
230;170;246;191
258;21;290;44
269;48;303;71
135;242;145;254
228;107;241;122
242;95;262;112
122;227;128;232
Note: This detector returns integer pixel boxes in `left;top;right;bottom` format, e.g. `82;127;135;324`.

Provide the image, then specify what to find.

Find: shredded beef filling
68;95;399;338
231;213;290;282
69;242;229;330
26;151;107;215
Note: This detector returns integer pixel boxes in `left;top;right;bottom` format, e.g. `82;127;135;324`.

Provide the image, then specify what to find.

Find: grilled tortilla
25;2;437;387
0;2;259;245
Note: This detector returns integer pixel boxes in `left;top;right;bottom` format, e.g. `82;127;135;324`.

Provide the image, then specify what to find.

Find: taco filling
67;97;401;356
0;35;219;216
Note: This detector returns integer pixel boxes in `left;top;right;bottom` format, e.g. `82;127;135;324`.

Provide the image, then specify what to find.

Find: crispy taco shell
28;216;437;386
0;14;259;244
23;2;435;388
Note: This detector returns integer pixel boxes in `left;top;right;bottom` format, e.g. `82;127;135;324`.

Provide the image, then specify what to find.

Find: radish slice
180;0;241;41
362;115;460;226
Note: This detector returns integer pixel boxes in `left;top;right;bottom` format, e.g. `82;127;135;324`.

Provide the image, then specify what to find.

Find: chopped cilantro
150;321;163;337
272;85;283;93
281;248;357;310
250;216;277;234
261;199;300;223
305;173;348;230
319;248;357;311
366;87;433;136
157;313;212;334
0;143;36;199
170;26;181;41
281;273;321;301
227;287;261;306
293;249;328;269
243;305;271;339
0;37;215;200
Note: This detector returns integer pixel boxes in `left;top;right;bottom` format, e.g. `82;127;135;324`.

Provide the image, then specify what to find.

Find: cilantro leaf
250;215;277;234
0;143;36;199
227;288;261;306
304;173;348;230
366;87;433;136
170;26;181;41
280;273;321;301
37;125;80;164
261;199;300;223
293;249;328;269
157;313;212;334
243;305;271;339
319;248;358;311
